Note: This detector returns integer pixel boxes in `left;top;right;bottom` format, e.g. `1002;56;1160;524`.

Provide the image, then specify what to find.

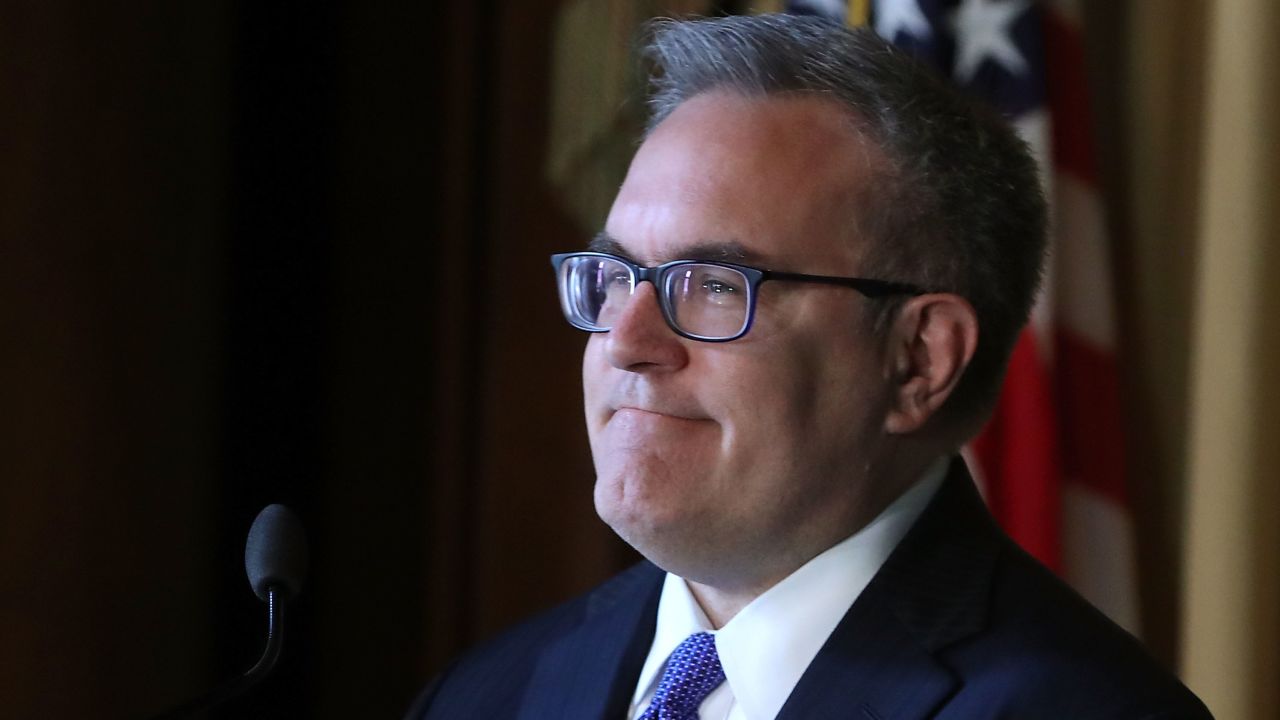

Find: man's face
584;91;901;589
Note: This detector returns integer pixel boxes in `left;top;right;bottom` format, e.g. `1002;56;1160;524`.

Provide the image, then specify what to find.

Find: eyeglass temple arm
761;270;926;298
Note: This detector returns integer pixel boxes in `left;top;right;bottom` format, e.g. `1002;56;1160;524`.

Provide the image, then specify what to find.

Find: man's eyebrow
588;233;628;258
587;232;762;265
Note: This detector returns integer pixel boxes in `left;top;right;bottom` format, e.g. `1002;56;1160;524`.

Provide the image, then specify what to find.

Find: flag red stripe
1043;6;1098;185
972;329;1062;571
1054;328;1130;505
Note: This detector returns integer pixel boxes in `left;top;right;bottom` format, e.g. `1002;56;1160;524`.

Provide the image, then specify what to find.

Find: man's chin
594;482;716;570
593;477;668;537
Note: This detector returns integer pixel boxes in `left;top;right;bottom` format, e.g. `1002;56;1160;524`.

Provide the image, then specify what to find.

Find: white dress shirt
626;459;948;720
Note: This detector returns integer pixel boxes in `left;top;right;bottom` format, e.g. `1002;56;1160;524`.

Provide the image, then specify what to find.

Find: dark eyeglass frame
550;251;927;343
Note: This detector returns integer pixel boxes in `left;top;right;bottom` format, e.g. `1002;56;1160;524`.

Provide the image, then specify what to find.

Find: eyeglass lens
559;255;752;340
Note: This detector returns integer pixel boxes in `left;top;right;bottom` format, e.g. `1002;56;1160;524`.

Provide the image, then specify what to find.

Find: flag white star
950;0;1033;83
874;0;932;43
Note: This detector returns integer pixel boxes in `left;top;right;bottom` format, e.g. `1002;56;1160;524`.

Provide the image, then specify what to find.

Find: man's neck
685;578;767;629
680;453;950;628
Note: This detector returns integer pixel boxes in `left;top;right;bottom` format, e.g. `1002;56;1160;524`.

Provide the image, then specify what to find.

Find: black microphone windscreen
244;504;309;602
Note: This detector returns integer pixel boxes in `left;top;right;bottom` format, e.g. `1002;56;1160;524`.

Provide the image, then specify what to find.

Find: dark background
1;1;634;717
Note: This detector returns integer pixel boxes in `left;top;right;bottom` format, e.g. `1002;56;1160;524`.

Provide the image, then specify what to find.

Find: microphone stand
149;587;286;720
147;503;306;719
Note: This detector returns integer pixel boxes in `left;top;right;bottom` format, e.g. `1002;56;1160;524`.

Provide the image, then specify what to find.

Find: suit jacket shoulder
931;536;1211;719
405;561;663;720
780;458;1212;720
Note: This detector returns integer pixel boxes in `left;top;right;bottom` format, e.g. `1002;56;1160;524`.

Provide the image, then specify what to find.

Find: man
409;14;1210;720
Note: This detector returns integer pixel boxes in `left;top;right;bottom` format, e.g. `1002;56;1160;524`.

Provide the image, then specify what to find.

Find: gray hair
641;13;1048;428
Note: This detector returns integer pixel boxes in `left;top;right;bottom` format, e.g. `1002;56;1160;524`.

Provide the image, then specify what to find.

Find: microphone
245;503;309;604
149;504;309;719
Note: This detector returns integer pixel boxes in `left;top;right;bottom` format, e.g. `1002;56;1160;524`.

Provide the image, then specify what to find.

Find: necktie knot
639;632;726;720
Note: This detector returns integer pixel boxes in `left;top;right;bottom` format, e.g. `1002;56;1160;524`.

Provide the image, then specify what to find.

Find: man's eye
696;275;745;307
702;279;738;295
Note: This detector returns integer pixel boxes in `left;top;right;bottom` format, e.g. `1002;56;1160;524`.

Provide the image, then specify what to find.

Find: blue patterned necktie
639;631;727;720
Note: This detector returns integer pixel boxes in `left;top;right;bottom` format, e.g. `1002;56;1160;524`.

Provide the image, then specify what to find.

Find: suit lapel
779;458;1003;720
776;593;958;720
517;562;664;720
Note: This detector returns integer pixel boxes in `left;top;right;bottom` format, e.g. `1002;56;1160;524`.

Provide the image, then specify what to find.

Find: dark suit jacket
406;459;1212;719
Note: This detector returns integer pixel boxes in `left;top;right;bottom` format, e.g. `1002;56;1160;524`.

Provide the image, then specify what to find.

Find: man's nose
602;281;689;373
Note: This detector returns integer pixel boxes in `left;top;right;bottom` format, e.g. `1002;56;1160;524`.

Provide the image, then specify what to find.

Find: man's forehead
588;232;768;266
600;92;880;276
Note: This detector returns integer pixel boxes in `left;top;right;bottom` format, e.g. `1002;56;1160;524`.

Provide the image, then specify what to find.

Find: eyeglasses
550;251;926;342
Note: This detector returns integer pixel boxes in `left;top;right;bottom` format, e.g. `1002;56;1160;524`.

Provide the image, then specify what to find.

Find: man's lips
611;405;708;422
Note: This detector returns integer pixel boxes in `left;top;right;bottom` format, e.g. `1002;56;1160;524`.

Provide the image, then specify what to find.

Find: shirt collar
630;563;716;712
630;457;949;720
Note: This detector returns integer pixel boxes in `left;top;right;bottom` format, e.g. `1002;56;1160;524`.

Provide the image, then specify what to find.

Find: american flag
787;0;1140;633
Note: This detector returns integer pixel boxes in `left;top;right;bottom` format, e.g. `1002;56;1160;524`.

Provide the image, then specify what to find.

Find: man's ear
883;294;979;434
